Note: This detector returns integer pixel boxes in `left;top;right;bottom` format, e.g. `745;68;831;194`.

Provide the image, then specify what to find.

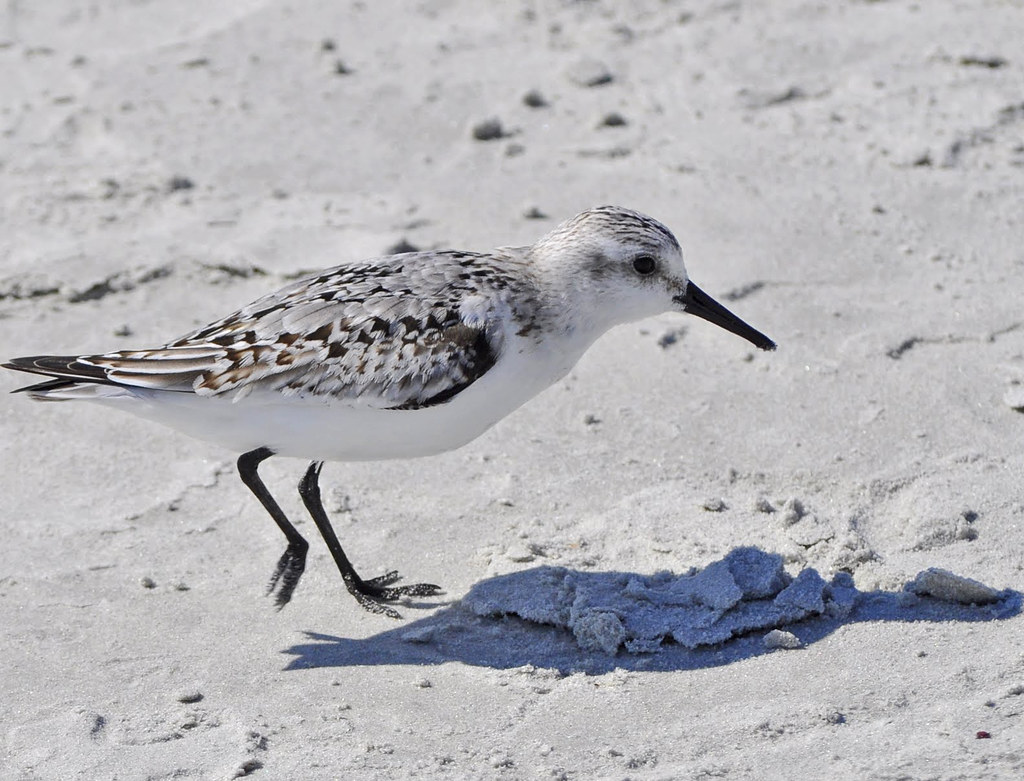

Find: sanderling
5;206;775;618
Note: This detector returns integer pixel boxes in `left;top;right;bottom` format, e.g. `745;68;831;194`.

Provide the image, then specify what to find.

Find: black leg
237;447;309;609
298;461;442;619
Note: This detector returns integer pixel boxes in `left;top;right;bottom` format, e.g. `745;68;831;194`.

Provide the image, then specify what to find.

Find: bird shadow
282;547;1020;676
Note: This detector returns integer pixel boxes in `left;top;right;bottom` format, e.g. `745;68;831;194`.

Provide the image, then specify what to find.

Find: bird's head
531;206;776;351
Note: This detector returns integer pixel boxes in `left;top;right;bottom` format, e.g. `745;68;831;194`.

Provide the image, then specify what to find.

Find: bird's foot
346;570;442;619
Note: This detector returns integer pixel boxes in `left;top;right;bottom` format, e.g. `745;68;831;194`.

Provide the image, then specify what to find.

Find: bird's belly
99;343;578;462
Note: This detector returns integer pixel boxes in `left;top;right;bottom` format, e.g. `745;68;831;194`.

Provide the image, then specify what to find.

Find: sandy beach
2;1;1023;778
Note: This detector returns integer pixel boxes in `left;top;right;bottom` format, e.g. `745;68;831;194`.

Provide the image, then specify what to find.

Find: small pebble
657;326;687;348
764;629;802;649
567;58;614;87
599;112;628;127
167;175;194;193
232;759;263;778
140;576;157;589
472;117;506;141
906;568;1002;605
701;497;726;512
523;89;548;108
176;690;204;704
523;206;548;219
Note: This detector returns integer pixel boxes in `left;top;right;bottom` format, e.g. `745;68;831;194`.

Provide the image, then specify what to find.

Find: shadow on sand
282;547;1020;675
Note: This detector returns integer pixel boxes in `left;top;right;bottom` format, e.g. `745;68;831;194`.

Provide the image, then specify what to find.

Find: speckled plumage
4;206;776;615
109;250;528;408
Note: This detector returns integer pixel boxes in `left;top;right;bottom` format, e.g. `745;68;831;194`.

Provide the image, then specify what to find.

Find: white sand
2;1;1023;778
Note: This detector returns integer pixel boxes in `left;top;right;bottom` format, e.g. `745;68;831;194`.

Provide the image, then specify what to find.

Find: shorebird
5;206;775;617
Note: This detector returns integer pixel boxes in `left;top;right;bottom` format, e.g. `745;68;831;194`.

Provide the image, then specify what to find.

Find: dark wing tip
3;358;29;372
10;377;78;395
4;355;110;382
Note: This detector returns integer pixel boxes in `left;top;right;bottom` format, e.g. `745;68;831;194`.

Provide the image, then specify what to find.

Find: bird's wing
7;254;519;410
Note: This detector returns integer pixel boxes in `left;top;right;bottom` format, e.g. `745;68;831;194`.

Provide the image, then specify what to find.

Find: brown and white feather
12;250;540;410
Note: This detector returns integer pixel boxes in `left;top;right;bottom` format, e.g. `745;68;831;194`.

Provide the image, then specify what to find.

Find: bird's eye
632;255;657;275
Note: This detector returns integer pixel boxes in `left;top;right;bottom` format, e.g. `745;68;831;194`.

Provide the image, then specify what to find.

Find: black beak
673;281;776;351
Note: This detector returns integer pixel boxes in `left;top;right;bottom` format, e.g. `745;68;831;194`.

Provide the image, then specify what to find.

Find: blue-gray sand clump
463;547;859;655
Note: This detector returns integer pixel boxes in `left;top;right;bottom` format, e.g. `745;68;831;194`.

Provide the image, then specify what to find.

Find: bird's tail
4;355;135;401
